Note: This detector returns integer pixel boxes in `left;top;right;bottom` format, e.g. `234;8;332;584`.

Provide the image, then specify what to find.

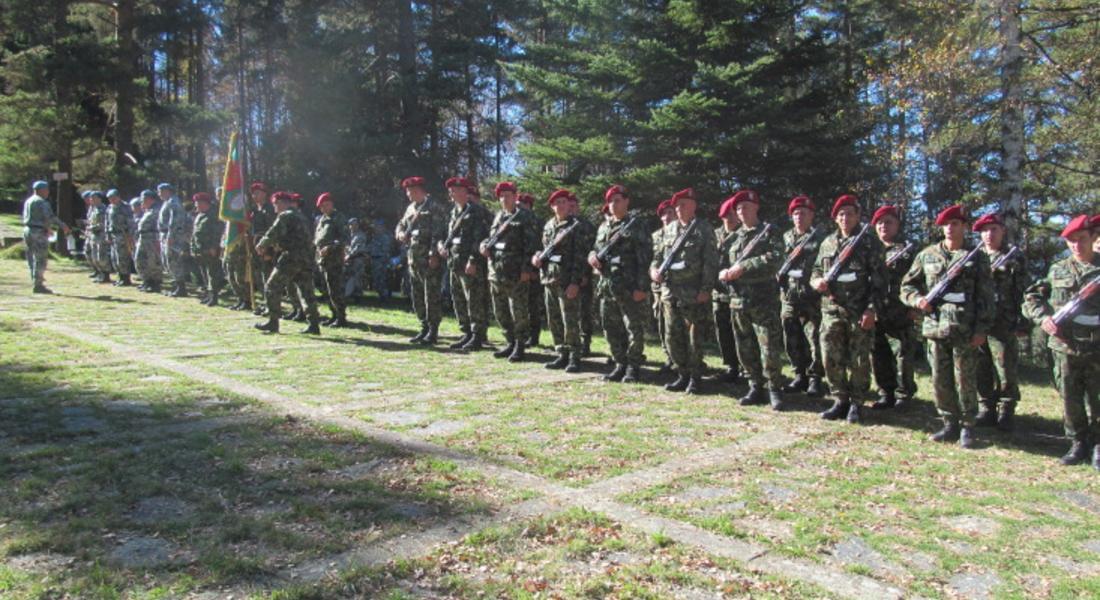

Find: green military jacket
651;217;720;304
443;201;490;272
983;245;1029;333
594;213;652;296
88;204;108;241
249;202;276;238
724;222;781;310
539;215;587;287
900;241;995;341
106;202;134;241
190;210;222;255
314;209;348;258
879;238;917;326
813;227;886;319
1023;254;1100;356
256;207;313;268
713;225;739;304
780;226;826;307
650;227;664;296
22;194;64;231
483;205;540;282
396;198;448;266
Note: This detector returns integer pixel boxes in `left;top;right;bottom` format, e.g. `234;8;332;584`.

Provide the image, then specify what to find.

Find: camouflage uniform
975;245;1028;413
726;223;784;392
812;229;887;406
1023;255;1100;447
135;203;163;288
107;201;135;279
87;203;112;276
256;207;320;323
368;223;394;299
651;218;720;379
779;227;826;385
539;215;588;358
344;227;369;300
21;193;64;288
158;195;190;286
595;214;652;369
872;239;920;403
651;227;672;367
190;208;225;299
444;202;491;341
395;198;448;334
901;242;995;427
713;225;742;377
575;214;598;352
315;209;348;322
484;205;541;345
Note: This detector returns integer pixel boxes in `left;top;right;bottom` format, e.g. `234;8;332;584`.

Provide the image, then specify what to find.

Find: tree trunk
397;0;419;169
114;0;137;189
998;0;1026;242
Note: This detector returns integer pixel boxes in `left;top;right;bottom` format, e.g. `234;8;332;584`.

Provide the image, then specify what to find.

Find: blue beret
141;189;156;198
91;191;107;200
106;188;120;198
81;191;93;199
157;183;174;191
130;198;142;208
32;180;49;190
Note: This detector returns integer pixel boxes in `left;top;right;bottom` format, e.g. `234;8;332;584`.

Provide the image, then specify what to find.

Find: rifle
990;245;1020;271
823;223;872;286
437;204;470;255
535;219;580;267
482;208;522;253
400;200;427;245
924;244;983;306
776;226;816;282
885;241;917;268
656;218;699;279
1050;272;1100;337
594;215;637;263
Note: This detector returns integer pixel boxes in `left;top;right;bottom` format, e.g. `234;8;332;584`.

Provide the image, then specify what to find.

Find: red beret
831;194;860;219
547;189;572;206
494;181;517;196
316;192;333;209
934;204;967;226
787;195;814;215
1061;214;1094;239
718;197;737;219
468;184;480;197
728;190;759;210
517;193;535;206
401;176;425;189
972;213;1003;232
289;193;303;204
670;188;695;205
1090;214;1100;230
871;205;900;225
445;176;470;189
657;199;675;216
566;192;579;203
250;182;267;193
600;204;610;215
271;191;293;204
192;192;212;204
604;184;627;204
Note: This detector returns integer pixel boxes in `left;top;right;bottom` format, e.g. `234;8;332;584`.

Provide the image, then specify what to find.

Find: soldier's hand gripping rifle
594;215;637;263
437;204;470;255
1050;272;1100;338
724;222;773;291
776;225;816;283
481;209;521;255
535;219;581;268
656;218;699;280
990;245;1020;271
823;223;872;289
923;244;983;307
885;241;917;268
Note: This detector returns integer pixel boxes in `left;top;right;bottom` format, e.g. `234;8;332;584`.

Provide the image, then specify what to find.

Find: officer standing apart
1023;215;1100;469
21;180;71;294
780;195;826;397
314;192;349;327
533;189;587;373
652;188;719;395
395;177;448;344
254;191;322;335
869;205;920;410
901;205;994;448
440;177;491;351
481;182;540;362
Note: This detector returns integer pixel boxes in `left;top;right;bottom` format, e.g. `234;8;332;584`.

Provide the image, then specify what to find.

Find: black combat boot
545;352;570;370
507;340;526;363
170;283;188;297
997;402;1015;432
846;402;862;424
820;396;851;420
959;426;976;449
621;365;640;384
291;311;307;323
565;352;582;374
32;284;53;294
871;389;897;410
719;366;742;384
581;334;592;358
331;314;348;328
409;325;428;343
461;332;485;352
665;373;689;392
101;272;112;284
302;318;321;335
527;325;541;348
769;388;785;411
321;316;336;326
805;376;826;398
115;274;132;287
1060;438;1090;466
493;340;515;359
207;288;221;307
657;362;674;377
603;363;627;382
739;384;766;406
146;281;162;294
418;324;438;345
930;419;960;443
254;317;279;333
450;330;472;350
974;400;998;427
783;374;809;394
685;376;701;395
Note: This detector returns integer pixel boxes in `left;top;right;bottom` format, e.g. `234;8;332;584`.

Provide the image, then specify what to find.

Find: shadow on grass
58;293;153;305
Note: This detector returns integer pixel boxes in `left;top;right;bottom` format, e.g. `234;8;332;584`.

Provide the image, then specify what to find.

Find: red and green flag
219;131;249;251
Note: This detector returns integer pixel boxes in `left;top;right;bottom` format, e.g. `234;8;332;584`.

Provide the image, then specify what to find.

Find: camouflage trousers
713;301;740;371
110;237;132;276
89;235;112;273
1051;351;1100;441
926;338;979;426
370;255;391;298
161;235;189;283
663;297;710;377
408;260;443;327
194;250;224;293
872;318;920;400
601;289;648;367
491;278;530;342
22;229;49;285
653;291;671;364
580;280;595;338
821;313;873;403
527;280;544;340
544;282;582;355
318;252;346;319
265;259;319;322
731;301;784;388
781;301;824;378
223;243;254;305
344;256;367;299
976;327;1021;405
449;265;489;335
134;237;162;284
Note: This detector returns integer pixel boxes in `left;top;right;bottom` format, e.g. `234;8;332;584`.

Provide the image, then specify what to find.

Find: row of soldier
19;178;1100;469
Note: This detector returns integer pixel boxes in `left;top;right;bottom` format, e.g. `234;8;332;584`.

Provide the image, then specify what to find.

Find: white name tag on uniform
549;255;562;263
451;237;461;244
494;242;506;250
943;292;966;304
1073;314;1100;326
788;269;803;278
670;261;686;271
610;256;621;265
410;229;420;236
837;272;857;283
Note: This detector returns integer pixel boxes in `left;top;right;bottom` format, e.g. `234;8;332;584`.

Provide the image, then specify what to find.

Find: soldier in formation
440;177;491;351
254;191;322;335
481;182;540;362
190;192;225;306
395;177;447;344
712;196;742;384
869;205;919;410
314;192;349;327
106;189;135;287
779;195;826;397
534;189;588;372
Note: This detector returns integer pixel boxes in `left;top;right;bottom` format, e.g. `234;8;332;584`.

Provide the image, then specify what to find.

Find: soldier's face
252;190;265;204
159;189;171;201
609;194;628;219
791;207;813;230
980;224;1004;250
660;210;675;225
1066;231;1094;260
568;199;579;216
142;197;154;209
875;216;899;242
675;199;696;222
721;214;740;230
552;198;570;219
406;186;427;204
448;186;468;204
275;199;291;213
196;201;211;213
499;191;516;211
834;205;858;234
735;201;758;225
319;200;334;215
941;220;966;243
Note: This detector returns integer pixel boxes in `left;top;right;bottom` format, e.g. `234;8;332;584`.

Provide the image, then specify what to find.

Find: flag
218;131;248;251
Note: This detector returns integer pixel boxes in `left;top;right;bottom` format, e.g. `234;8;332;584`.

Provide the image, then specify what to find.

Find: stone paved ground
1;258;1099;599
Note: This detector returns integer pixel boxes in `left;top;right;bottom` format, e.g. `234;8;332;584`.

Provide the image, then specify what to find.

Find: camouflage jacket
813;228;887;319
574;215;598;287
106;203;134;240
314;210;348;257
443;201;490;271
879;238;918;326
538;215;588;287
249;202;276;239
137;203;160;240
901;241;995;341
157;197;186;238
1023;255;1100;356
346;230;368;260
779;226;826;306
256;207;313;268
22;194;64;231
983;245;1029;333
724;222;781;309
190;210;223;255
713;225;740;304
395;198;448;264
593;213;652;296
483;205;540;282
650;227;664;295
651;218;720;304
87;204;108;240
